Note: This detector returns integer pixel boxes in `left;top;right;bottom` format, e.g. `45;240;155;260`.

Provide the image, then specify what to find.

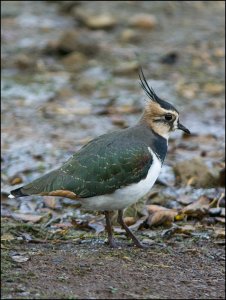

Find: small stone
129;13;157;29
176;82;198;99
14;54;33;69
45;39;60;53
53;30;99;56
204;83;224;96
220;208;225;217
76;77;100;93
62;52;86;70
83;14;117;30
10;176;23;185
213;48;225;58
11;254;30;263
111;116;127;128
209;207;222;216
57;30;79;53
160;52;178;65
112;61;139;75
214;228;225;239
142;238;155;245
120;29;139;43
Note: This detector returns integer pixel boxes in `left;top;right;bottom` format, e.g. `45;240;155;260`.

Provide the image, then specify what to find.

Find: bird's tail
8;169;60;199
9;187;29;198
8;168;79;200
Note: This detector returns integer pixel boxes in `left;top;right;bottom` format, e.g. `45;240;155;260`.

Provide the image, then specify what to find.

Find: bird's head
139;68;190;139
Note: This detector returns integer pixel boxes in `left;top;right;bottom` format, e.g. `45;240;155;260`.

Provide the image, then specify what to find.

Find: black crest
139;68;178;113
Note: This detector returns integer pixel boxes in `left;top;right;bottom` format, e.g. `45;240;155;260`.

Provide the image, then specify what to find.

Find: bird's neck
132;122;168;164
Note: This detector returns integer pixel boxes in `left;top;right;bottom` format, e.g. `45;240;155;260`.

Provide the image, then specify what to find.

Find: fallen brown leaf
175;224;196;234
12;213;43;223
182;196;210;217
43;196;57;209
1;233;15;241
53;222;73;228
146;205;178;227
127;216;148;231
214;228;225;238
10;176;23;185
124;217;136;227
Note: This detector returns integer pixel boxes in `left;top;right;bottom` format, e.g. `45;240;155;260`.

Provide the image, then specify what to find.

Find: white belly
80;148;162;211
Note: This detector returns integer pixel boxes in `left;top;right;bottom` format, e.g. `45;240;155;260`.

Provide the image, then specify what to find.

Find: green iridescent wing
17;130;153;198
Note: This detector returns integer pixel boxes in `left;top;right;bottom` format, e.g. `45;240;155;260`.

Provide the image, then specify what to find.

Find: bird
9;68;190;248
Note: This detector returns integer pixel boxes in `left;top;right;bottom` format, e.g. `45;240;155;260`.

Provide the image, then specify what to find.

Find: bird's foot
133;240;149;249
126;234;148;249
108;237;118;248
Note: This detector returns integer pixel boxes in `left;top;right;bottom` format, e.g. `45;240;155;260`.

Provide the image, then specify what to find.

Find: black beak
177;122;190;134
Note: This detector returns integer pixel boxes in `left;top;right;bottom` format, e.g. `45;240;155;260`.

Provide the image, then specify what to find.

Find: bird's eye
164;113;173;121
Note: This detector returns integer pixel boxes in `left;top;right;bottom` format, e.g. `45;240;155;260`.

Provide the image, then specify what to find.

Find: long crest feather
139;67;162;103
138;67;179;113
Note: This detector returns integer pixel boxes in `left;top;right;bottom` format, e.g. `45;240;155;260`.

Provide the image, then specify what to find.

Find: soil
2;233;225;299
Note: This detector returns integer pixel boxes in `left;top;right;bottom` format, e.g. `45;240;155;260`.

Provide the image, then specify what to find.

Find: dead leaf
43;196;57;209
177;194;194;205
175;224;196;234
122;256;132;261
71;219;89;230
162;224;196;238
127;216;148;231
12;213;43;223
182;196;210;217
53;222;73;228
146;205;178;227
215;217;225;223
88;220;105;234
1;233;15;241
204;83;224;96
10;176;23;185
124;217;136;227
214;228;225;238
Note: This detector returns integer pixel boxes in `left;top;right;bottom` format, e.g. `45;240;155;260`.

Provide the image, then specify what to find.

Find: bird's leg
104;211;117;248
117;210;145;249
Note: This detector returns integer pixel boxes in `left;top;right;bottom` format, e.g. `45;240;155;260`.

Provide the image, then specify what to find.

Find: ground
2;226;225;299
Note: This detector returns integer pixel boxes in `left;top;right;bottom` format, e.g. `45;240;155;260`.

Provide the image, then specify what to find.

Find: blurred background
1;1;225;236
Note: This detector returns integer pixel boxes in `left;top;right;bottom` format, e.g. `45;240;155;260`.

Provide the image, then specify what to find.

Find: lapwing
9;69;190;248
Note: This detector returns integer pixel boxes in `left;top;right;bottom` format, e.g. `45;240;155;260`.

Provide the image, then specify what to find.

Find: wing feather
11;129;153;198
